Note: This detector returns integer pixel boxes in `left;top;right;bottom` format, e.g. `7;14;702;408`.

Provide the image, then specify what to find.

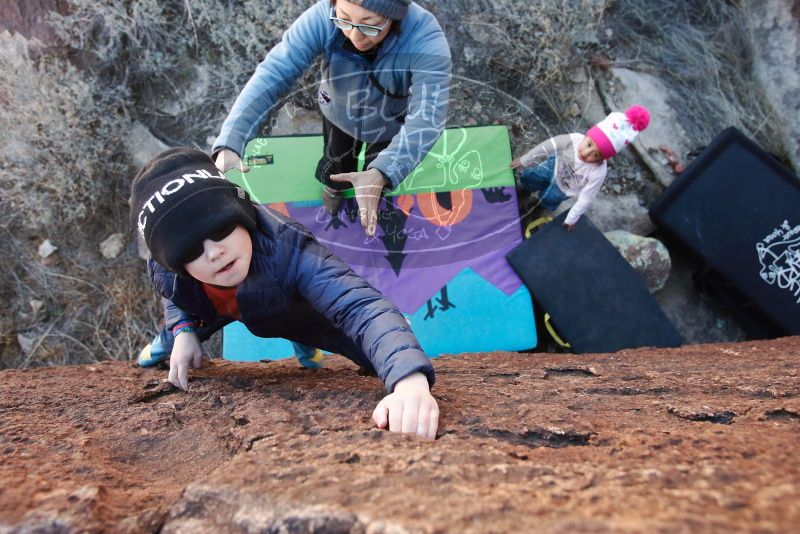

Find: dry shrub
0;33;153;369
52;0;313;145
0;39;129;229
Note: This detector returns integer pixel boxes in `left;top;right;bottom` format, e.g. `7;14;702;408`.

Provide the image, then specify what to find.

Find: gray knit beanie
358;0;410;20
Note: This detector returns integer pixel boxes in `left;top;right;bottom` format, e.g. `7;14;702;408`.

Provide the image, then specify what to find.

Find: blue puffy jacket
213;0;451;189
149;205;434;393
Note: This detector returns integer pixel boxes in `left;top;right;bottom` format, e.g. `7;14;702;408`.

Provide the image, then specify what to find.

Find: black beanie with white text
129;148;256;273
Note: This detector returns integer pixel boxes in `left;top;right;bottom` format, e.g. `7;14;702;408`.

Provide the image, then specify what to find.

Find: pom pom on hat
586;104;651;159
625;105;650;132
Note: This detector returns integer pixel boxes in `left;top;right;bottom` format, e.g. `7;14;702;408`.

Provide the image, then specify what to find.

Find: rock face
607;68;692;183
653;254;749;346
559;193;656;236
748;0;800;172
2;338;799;532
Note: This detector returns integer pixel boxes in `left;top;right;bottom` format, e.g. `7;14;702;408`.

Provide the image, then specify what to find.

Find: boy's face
578;136;604;163
183;224;252;287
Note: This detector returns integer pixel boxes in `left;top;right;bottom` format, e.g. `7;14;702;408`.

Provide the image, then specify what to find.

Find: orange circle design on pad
417;190;473;227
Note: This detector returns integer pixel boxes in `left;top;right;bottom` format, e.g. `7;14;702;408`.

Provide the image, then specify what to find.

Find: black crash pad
506;213;682;354
650;128;800;336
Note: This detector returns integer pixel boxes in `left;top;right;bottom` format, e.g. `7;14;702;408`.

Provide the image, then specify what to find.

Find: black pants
315;117;391;192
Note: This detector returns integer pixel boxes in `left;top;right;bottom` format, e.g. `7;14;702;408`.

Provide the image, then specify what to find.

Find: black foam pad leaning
650;127;800;336
506;213;682;353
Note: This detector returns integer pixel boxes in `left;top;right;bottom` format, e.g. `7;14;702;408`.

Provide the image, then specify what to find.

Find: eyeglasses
329;7;390;37
181;222;238;265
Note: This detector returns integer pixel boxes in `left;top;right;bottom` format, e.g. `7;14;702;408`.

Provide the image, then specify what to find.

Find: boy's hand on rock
329;168;387;237
563;222;576;232
214;149;250;174
510;158;524;170
372;372;438;440
168;332;203;390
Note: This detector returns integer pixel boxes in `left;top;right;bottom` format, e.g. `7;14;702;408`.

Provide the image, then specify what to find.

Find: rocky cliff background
1;0;798;369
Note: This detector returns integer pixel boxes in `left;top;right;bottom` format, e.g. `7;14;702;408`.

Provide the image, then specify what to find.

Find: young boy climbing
131;148;438;439
510;106;650;230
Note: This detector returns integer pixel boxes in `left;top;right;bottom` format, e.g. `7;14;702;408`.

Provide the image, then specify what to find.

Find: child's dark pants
519;155;567;211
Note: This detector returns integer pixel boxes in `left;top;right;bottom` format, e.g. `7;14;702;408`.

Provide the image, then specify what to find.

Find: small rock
568;102;581;117
17;333;35;353
38;239;57;258
99;233;125;259
29;299;43;314
604;230;672;292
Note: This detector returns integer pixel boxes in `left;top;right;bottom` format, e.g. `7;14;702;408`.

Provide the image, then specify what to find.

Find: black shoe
322;185;345;215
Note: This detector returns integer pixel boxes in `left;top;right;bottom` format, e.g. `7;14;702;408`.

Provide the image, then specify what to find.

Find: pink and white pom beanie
586;106;650;159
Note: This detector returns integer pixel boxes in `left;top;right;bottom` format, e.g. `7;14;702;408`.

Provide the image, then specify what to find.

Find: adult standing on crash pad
213;0;451;237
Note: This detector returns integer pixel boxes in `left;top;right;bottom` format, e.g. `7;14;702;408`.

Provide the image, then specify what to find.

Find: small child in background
510;106;650;230
131;148;439;439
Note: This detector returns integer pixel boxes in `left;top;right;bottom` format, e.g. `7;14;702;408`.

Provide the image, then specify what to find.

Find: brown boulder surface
1;337;799;533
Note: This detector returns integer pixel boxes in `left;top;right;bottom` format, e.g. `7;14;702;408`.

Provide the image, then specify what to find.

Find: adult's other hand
329;168;388;237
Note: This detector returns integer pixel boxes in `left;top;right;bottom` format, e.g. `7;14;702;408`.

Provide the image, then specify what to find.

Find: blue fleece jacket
149;205;435;393
212;0;451;189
